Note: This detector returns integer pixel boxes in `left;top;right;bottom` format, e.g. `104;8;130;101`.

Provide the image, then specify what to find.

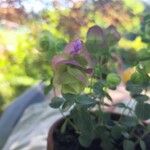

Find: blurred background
0;0;150;113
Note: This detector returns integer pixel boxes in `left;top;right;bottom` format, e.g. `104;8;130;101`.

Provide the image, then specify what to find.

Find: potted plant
47;24;150;150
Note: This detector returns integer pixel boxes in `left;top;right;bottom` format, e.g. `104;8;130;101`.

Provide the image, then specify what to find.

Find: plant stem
68;119;81;134
135;131;150;146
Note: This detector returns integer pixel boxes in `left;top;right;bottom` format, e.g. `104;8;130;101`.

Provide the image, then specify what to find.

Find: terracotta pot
47;113;150;150
47;118;64;150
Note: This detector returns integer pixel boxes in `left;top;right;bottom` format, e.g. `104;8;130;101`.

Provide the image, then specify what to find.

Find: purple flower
71;39;82;55
64;39;83;55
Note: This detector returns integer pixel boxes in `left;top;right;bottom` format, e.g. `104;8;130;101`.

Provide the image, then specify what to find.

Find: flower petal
64;39;83;55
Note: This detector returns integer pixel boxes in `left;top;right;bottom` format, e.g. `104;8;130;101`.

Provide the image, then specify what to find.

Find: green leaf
123;140;135;150
141;60;150;74
67;66;87;85
120;116;138;127
126;82;143;95
70;107;94;136
62;81;84;94
61;94;76;111
76;95;96;107
63;93;76;101
111;125;124;139
100;130;110;141
93;81;104;96
61;99;75;111
101;138;114;150
61;72;77;84
121;50;138;66
49;97;64;108
106;73;121;88
74;55;87;67
79;134;93;147
134;94;149;102
93;125;107;138
140;140;146;150
135;102;150;120
131;72;144;84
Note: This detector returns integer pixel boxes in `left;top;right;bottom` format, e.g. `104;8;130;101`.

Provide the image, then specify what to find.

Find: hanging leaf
123;140;135;150
49;97;64;108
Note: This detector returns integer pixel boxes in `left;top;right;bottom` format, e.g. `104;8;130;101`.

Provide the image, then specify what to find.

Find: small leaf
70;107;94;136
62;93;76;111
120;116;138;127
94;125;107;138
140;140;146;150
79;134;93;147
135;102;150;120
93;81;104;96
61;99;75;111
123;140;135;150
101;138;114;150
76;95;96;107
131;72;144;84
134;94;149;102
49;97;64;108
126;82;143;95
100;131;110;141
111;125;123;139
63;93;76;101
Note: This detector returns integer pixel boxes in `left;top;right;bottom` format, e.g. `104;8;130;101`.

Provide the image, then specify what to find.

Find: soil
52;119;102;150
50;114;150;150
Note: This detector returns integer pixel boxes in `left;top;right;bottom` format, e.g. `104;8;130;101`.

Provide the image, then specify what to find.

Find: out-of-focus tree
44;0;144;40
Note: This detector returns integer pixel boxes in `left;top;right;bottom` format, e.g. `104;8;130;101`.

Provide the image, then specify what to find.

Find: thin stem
135;131;150;146
68;119;81;134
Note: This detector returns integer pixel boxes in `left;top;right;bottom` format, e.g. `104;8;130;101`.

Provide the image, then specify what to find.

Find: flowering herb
50;24;150;149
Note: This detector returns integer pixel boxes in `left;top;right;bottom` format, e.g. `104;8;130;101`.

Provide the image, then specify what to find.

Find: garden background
0;0;150;113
